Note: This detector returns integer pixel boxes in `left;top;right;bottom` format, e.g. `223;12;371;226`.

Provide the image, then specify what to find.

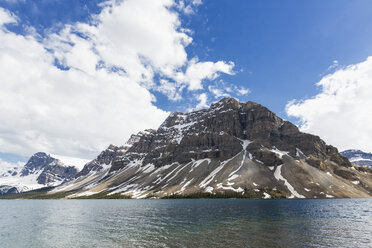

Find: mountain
0;152;79;195
341;150;372;167
46;98;372;198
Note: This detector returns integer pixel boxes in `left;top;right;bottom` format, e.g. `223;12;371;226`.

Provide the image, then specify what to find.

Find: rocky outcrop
52;98;372;199
104;97;351;173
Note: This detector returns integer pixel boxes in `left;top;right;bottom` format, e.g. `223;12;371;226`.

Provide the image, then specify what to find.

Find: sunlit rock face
52;98;372;199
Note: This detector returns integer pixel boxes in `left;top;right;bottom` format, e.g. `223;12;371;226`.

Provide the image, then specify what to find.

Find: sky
1;0;372;160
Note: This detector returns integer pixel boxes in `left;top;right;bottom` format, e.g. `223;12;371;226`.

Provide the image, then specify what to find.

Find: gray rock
55;97;371;199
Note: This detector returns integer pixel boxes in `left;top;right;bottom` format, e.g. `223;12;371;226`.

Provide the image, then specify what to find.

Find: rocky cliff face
0;152;78;195
53;98;372;199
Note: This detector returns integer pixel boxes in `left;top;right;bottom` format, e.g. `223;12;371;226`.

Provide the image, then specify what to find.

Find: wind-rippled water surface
0;199;371;248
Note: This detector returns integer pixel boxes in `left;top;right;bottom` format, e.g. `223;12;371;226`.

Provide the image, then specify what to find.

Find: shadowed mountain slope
50;98;372;199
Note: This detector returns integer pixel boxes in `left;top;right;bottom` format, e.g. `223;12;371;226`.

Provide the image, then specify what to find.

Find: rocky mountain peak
78;98;350;175
55;98;370;199
341;149;372;167
210;97;241;109
0;152;79;195
21;152;56;176
21;152;78;185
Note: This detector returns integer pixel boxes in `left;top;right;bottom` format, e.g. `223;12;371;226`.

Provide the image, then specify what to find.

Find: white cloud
195;93;208;109
193;0;203;5
45;0;234;93
286;56;372;153
327;60;339;71
174;59;235;90
0;158;24;175
0;25;168;158
177;0;203;15
1;0;25;4
237;87;250;96
208;81;250;99
0;8;17;26
208;85;230;98
156;79;183;101
0;1;235;159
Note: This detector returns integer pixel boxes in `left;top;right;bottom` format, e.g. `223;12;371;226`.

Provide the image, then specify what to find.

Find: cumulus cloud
1;0;25;4
0;1;235;159
236;87;250;96
0;21;168;158
45;0;234;93
0;158;24;171
208;81;250;99
208;85;230;98
0;8;16;26
327;60;339;71
286;56;372;153
156;79;184;101
175;59;235;90
177;0;203;15
195;93;208;110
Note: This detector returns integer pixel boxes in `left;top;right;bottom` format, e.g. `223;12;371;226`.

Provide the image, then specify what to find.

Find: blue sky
1;0;372;158
184;0;372;117
3;0;372;115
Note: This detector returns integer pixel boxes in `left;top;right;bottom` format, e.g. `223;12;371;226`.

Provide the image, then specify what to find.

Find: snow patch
205;186;214;193
228;174;239;181
248;153;253;159
199;162;226;188
216;184;244;193
274;164;305;198
295;148;305;158
190;158;211;172
176;179;194;194
228;140;251;178
271;147;289;159
263;192;271;199
255;159;264;164
141;163;155;174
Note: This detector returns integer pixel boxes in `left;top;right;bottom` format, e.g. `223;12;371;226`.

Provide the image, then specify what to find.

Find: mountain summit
0;152;78;195
341;149;372;167
49;98;372;198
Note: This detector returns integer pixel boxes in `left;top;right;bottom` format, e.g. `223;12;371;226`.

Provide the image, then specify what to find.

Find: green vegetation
162;188;286;199
0;186;285;200
74;192;131;199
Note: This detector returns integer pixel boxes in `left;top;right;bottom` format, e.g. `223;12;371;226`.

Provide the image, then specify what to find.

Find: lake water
0;199;371;248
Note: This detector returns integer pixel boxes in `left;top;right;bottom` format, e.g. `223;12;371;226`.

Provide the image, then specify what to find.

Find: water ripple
0;199;371;248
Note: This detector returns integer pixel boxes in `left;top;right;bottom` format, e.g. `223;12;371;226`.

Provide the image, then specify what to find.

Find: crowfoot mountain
39;98;372;198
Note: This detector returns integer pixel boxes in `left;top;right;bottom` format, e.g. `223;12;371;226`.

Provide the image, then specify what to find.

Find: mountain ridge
341;149;372;167
0;152;79;195
48;98;372;199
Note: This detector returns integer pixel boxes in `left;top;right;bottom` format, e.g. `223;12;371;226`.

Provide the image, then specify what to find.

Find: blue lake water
0;199;371;248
